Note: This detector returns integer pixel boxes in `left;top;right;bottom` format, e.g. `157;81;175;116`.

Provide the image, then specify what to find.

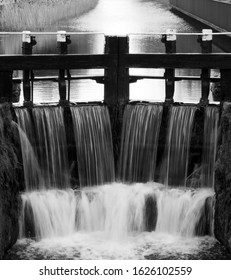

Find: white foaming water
16;232;218;260
18;183;215;259
156;188;214;236
20;189;77;239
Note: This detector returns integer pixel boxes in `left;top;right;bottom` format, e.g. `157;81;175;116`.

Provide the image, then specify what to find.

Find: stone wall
0;104;20;259
215;102;231;252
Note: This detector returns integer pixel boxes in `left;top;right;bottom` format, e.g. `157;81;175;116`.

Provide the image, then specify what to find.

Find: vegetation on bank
0;104;18;189
0;0;99;31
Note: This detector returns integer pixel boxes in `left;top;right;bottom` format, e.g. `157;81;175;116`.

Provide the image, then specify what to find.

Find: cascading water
32;107;70;188
118;104;163;182
17;183;215;259
15;108;44;190
16;126;44;190
201;107;219;188
20;184;214;240
70;106;115;186
160;106;196;187
10;104;224;260
16;107;69;189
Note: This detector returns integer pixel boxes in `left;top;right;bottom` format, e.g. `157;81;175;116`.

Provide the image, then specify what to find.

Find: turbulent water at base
12;104;225;260
161;106;196;187
119;104;163;182
15;107;69;190
70;106;115;186
13;183;222;260
201;107;220;188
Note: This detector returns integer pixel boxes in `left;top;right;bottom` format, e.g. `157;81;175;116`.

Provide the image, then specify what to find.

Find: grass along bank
0;0;99;31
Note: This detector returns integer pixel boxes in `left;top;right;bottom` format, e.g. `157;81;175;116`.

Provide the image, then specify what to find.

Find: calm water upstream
0;0;229;104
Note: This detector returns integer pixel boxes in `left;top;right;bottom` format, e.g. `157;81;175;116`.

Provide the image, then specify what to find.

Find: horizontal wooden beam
125;54;231;69
129;75;220;81
0;54;109;70
0;53;231;71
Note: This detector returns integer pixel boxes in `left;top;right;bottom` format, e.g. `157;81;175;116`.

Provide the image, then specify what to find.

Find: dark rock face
195;196;214;236
22;200;36;238
215;102;231;252
145;194;158;232
0;104;21;259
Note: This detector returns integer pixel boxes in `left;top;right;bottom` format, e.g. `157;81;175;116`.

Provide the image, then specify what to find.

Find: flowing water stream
119;104;163;182
6;103;230;260
15;183;218;260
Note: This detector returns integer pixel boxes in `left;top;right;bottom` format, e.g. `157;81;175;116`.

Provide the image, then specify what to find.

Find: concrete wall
170;0;231;32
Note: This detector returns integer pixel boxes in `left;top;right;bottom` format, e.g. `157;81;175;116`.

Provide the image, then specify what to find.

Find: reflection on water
0;34;105;55
0;0;225;104
66;0;191;35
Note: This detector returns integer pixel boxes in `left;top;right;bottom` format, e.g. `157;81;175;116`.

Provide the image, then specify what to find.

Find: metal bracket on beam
57;31;72;104
22;31;37;106
198;29;213;105
162;29;176;104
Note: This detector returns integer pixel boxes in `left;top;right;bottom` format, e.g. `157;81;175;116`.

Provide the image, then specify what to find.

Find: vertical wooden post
220;69;231;102
198;29;212;105
57;31;71;105
104;36;119;170
162;29;176;104
22;31;36;106
118;36;130;107
104;36;129;173
104;35;129;106
0;72;13;103
104;36;119;106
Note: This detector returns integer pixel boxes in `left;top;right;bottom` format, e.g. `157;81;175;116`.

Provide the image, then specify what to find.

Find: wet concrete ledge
170;0;231;32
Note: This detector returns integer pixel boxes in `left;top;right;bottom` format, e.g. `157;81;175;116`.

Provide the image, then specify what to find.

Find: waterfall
14;103;220;260
15;108;43;190
17;126;44;190
32;107;69;188
20;189;77;239
161;106;196;187
201;107;219;188
70;106;115;187
19;183;214;240
119;104;163;182
156;187;214;236
15;106;69;190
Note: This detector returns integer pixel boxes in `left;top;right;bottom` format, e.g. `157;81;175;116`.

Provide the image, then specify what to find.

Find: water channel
0;0;230;104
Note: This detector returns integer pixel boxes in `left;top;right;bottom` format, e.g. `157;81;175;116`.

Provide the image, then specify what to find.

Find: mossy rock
215;102;231;252
0;103;21;258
